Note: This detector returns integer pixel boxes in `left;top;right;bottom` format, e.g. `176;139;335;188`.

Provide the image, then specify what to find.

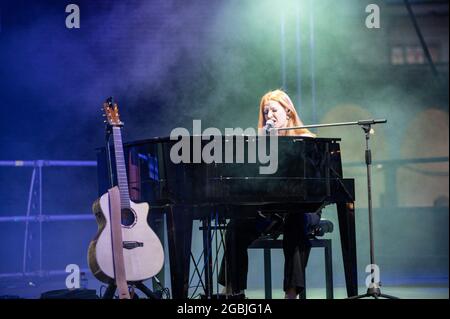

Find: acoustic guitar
88;98;164;291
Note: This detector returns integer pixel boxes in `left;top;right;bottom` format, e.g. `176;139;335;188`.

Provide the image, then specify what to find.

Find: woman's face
263;100;288;128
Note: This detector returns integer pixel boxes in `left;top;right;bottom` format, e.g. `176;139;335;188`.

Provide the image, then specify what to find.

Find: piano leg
201;217;214;299
336;202;358;297
148;209;166;290
166;206;193;299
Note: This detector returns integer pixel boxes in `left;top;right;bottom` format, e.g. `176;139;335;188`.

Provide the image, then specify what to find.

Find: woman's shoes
220;286;246;299
284;287;305;299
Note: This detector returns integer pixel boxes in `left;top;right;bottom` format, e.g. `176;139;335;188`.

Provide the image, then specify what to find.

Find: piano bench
248;237;333;299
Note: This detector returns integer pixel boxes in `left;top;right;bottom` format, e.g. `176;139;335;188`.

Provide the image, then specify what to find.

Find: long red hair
257;89;315;137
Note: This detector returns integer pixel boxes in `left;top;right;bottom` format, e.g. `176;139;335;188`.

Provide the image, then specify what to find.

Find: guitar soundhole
121;208;136;227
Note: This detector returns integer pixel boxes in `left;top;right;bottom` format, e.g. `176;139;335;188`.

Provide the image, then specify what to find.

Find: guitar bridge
123;241;144;250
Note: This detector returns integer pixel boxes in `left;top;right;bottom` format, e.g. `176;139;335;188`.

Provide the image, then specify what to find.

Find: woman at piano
218;89;321;299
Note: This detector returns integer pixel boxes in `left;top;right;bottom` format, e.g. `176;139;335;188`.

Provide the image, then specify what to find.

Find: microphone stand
273;119;399;299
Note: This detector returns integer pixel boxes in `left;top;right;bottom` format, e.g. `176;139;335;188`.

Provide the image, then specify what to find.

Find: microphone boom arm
273;119;387;132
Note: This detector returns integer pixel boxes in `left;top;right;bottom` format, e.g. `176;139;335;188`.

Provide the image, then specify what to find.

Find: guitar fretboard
112;126;131;209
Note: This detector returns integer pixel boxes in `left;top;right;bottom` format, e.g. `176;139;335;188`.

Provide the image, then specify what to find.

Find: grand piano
96;135;358;298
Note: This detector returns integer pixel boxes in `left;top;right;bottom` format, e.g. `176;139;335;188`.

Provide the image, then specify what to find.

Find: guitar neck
112;126;131;209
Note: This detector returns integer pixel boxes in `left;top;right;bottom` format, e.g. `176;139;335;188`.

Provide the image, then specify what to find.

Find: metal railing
343;156;449;207
0;160;96;280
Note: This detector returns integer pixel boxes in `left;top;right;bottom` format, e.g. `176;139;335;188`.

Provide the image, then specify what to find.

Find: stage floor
1;282;448;299
245;284;449;299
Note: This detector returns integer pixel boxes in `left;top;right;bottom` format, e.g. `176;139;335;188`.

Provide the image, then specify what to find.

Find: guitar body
88;191;165;283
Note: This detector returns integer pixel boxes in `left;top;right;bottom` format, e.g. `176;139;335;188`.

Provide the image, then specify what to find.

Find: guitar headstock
103;97;124;127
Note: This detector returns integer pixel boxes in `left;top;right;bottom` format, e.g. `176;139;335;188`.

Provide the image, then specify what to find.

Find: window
390;45;440;65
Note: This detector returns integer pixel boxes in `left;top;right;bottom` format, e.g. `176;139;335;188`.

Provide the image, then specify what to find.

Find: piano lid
122;135;342;148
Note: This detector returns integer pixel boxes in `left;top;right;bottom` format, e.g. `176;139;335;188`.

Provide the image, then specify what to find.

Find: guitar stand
102;281;163;299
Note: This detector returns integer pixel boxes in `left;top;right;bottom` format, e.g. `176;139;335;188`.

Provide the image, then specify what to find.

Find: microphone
263;119;274;134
